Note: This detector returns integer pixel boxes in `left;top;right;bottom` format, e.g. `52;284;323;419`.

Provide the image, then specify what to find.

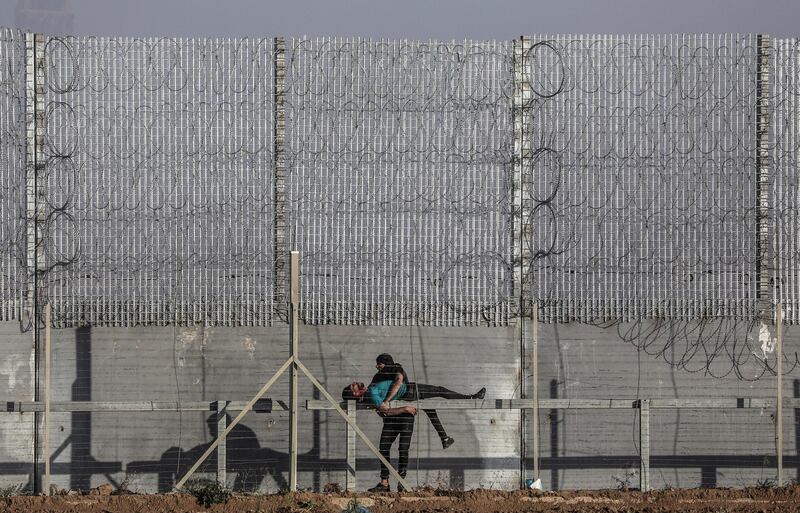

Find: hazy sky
1;0;799;39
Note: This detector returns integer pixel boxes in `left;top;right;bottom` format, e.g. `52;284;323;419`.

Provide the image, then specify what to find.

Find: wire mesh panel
304;325;520;491
0;28;27;321
773;38;800;324
41;324;292;492
649;408;778;489
285;38;514;326
538;409;642;490
525;34;760;322
43;37;277;327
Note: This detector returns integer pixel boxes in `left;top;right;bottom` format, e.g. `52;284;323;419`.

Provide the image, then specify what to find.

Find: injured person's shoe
441;436;455;449
473;387;486;399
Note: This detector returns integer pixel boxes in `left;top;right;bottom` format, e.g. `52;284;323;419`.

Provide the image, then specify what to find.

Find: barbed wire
526;35;760;322
42;36;278;327
0;28;29;326
284;38;514;325
0;32;797;377
521;35;796;378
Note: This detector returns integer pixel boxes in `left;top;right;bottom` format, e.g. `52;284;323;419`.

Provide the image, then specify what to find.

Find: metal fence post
514;33;533;490
532;302;539;481
289;251;299;490
776;303;783;485
346;400;356;491
639;399;650;492
25;30;46;494
272;37;287;316
43;303;50;494
513;35;532;318
216;400;228;485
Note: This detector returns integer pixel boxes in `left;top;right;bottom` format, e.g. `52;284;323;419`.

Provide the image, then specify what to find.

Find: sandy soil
2;485;800;513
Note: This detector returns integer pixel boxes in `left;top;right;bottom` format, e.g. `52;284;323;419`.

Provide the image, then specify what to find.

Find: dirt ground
3;486;800;513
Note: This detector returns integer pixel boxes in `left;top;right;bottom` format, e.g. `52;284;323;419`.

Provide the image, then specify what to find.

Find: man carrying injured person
369;353;485;451
342;379;417;492
342;353;486;492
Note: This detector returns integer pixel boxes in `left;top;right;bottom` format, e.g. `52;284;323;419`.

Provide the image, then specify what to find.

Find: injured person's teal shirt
367;380;407;407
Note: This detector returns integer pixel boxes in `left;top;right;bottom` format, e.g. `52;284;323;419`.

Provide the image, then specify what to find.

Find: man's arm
378;405;417;416
378;373;404;413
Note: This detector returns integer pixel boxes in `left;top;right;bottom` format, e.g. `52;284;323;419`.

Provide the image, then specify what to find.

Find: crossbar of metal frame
5;396;800;412
5;395;795;493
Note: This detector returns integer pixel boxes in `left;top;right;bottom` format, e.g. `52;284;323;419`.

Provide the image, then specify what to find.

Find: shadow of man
152;415;288;492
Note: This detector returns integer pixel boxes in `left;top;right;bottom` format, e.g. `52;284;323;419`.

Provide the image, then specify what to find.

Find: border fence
1;31;797;328
0;29;799;494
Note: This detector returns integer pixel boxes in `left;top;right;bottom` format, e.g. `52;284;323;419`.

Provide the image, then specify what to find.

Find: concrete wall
0;319;796;492
531;321;794;490
0;322;34;490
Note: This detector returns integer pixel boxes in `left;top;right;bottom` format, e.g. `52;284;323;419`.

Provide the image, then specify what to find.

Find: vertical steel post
513;35;533;320
273;38;287;322
216;400;228;485
44;303;50;494
25;31;45;494
532;302;539;481
514;34;533;487
346;400;357;491
777;303;783;485
639;399;650;492
289;251;300;490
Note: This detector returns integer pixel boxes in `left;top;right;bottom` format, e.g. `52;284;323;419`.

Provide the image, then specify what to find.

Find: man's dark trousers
379;413;415;480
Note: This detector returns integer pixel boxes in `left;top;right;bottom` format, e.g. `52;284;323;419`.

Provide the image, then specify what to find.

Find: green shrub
185;480;232;507
0;484;24;497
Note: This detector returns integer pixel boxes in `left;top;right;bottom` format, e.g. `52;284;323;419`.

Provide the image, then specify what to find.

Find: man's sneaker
442;436;455;449
473;387;486;400
397;482;406;492
367;482;390;493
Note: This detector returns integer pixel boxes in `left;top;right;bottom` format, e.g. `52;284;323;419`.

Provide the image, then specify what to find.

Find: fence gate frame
173;251;412;492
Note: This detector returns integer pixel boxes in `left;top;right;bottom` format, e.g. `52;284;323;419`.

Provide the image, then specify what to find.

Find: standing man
342;381;417;492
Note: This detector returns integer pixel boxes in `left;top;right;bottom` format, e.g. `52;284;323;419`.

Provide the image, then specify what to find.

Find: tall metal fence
524;35;759;321
0;28;27;324
285;39;513;325
1;30;800;496
0;31;797;327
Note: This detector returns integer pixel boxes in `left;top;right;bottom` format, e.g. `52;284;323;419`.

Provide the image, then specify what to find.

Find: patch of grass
297;498;317;510
184;479;232;507
323;482;342;493
755;477;776;491
612;468;638;491
0;484;24;497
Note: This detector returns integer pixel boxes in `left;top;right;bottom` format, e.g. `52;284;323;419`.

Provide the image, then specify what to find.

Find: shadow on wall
71;326;92;490
12;325;800;492
128;414;291;492
125;413;518;492
26;324;510;492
